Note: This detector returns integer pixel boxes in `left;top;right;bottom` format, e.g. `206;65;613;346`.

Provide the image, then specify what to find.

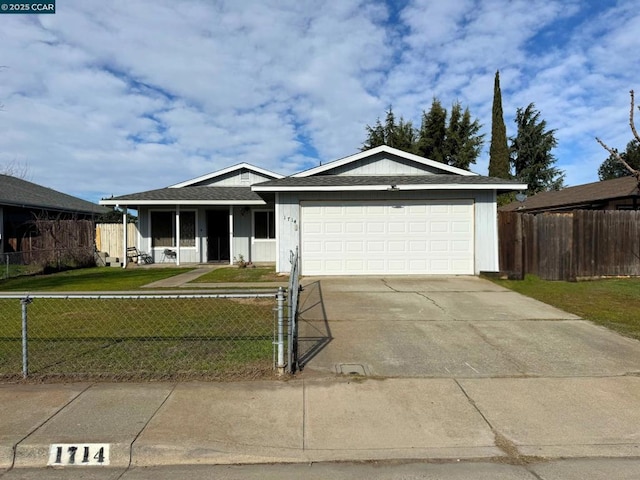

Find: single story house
500;176;640;214
0;174;107;254
100;146;526;275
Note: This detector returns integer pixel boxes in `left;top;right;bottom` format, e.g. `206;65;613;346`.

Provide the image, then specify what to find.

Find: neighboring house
500;176;640;214
101;146;525;275
0;174;107;254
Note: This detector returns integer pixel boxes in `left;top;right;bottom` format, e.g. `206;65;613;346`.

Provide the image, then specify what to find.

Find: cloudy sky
1;0;639;203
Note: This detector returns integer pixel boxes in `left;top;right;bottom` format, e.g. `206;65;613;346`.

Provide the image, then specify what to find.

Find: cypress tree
488;71;510;179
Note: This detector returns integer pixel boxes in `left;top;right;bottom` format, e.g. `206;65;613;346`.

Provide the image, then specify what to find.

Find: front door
206;210;230;262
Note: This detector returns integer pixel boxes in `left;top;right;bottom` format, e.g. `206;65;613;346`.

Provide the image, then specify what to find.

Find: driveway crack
455;379;537;466
467;322;528;375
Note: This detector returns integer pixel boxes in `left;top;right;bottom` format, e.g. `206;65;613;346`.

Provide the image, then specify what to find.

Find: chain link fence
0;292;285;382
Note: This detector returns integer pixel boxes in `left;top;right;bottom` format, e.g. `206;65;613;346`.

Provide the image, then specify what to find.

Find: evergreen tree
391;118;417;153
361;107;415;152
361;101;483;168
444;102;484;170
362;118;385;150
417;98;447;163
598;140;640;180
510;103;565;194
488;71;510;179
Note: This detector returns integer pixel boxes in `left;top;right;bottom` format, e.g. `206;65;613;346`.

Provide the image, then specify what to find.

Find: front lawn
0;267;193;291
190;266;286;283
0;295;275;381
490;275;640;341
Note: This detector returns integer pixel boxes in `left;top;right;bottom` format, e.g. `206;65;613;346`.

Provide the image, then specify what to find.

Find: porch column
228;206;234;266
0;206;4;254
121;207;127;269
175;206;181;266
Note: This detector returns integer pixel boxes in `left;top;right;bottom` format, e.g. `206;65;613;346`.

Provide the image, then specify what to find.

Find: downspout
275;193;280;273
121;207;127;269
229;206;234;266
175;206;181;266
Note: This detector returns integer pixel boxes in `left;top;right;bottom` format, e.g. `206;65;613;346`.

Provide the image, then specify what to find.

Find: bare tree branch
596;89;640;182
596;137;640;179
630;90;640;143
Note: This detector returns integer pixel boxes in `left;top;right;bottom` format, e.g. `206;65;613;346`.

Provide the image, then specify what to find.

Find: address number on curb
48;444;110;466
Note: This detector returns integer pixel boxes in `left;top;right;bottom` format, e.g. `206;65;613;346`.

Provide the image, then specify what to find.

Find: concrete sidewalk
2;375;640;471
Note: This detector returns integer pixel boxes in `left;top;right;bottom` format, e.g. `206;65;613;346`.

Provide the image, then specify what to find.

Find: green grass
491;275;640;340
0;267;194;291
0;296;275;380
190;266;286;283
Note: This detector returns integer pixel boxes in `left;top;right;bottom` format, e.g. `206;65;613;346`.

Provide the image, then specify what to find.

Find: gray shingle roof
0;174;107;214
108;186;265;203
500;176;640;213
254;175;525;188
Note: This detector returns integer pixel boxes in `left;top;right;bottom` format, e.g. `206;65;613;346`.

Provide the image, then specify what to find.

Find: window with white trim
150;210;196;247
254;210;275;239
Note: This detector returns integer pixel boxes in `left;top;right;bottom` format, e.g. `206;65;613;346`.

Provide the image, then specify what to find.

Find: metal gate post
287;289;293;373
21;297;33;378
276;287;285;375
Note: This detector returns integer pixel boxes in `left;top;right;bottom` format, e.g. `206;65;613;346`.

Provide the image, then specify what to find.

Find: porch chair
162;248;177;263
127;247;154;264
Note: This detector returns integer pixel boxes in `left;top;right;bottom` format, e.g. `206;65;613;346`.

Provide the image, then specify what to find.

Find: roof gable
294;145;477;178
170;162;283;188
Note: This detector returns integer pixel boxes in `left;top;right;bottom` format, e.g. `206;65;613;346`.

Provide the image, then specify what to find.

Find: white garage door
300;199;474;275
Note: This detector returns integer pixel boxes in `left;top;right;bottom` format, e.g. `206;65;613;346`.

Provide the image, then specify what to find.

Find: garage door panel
388;222;406;233
345;222;364;234
452;240;472;252
301;200;474;275
367;222;385;234
324;222;343;234
409;241;427;252
452;221;471;233
367;241;385;252
366;259;385;270
430;222;449;233
366;205;386;215
410;222;428;233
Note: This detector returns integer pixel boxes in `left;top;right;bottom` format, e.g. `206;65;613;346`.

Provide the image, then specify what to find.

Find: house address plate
48;444;110;466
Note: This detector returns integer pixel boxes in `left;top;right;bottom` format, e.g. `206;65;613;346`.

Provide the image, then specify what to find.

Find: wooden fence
499;210;640;281
3;219;97;272
96;223;137;257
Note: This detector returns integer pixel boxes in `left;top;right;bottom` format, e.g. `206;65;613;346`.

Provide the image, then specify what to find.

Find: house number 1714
48;444;110;466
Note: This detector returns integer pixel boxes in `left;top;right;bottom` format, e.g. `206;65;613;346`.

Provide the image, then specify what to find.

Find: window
151;211;173;247
254;211;275;239
151;210;196;248
180;211;196;247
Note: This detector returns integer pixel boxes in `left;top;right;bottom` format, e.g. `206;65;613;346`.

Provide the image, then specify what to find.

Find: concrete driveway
297;276;640;378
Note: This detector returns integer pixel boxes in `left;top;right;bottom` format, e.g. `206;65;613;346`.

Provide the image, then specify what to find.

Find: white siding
276;193;301;273
232;207;251;262
473;190;499;273
323;153;443;176
191;170;273;187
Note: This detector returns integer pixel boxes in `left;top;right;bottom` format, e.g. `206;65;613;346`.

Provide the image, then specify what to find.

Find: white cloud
0;0;639;203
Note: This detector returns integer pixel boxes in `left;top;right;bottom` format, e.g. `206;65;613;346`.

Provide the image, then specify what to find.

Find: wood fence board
499;210;640;281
